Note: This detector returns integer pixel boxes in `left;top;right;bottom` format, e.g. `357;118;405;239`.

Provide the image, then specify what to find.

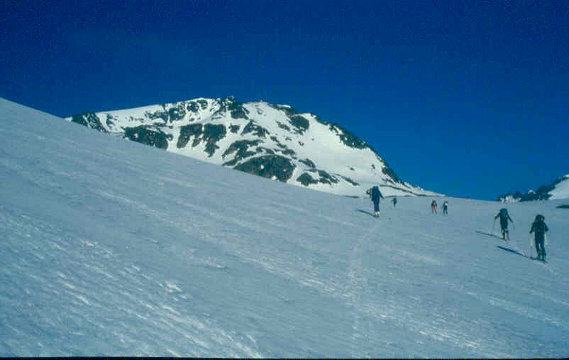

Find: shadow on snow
475;230;503;240
356;209;375;217
497;245;526;259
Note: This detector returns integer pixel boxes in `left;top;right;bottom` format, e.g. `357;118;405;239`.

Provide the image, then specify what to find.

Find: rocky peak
66;97;437;197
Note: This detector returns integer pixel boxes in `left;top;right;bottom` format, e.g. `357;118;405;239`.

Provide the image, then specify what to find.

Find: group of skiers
366;186;450;218
367;186;551;262
367;186;451;218
430;200;448;215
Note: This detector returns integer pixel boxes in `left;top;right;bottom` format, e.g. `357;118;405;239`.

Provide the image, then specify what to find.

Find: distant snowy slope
498;174;569;202
66;97;437;197
1;98;568;357
549;174;569;200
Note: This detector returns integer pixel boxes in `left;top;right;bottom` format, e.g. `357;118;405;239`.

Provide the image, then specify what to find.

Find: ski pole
545;232;549;259
491;219;496;234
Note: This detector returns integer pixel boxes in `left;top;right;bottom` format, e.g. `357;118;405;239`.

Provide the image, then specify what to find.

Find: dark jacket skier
442;201;448;215
392;197;397;207
530;214;549;261
368;186;384;217
494;208;513;240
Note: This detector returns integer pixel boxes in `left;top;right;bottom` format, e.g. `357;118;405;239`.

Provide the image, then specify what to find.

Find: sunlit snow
550;175;569;200
1;98;568;357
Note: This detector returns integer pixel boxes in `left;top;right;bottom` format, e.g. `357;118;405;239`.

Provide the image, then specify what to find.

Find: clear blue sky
1;0;568;200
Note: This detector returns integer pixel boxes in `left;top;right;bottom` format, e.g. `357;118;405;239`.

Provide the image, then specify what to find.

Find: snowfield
550;175;569;200
1;98;568;357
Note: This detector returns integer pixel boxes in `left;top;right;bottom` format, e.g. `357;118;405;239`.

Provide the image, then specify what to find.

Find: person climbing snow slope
495;208;514;240
431;200;438;214
368;185;384;218
530;214;549;261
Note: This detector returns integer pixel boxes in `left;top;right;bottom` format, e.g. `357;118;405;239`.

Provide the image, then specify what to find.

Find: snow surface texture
65;98;437;197
549;175;569;200
1;98;569;357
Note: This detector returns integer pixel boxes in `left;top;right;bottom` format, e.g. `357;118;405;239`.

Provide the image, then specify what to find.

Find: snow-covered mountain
2;98;569;357
67;97;436;197
498;174;569;202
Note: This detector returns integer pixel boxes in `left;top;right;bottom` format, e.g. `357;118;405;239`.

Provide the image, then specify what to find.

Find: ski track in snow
347;217;377;358
41;180;491;355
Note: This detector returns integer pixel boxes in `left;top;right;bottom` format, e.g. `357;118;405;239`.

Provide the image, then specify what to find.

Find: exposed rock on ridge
67;97;437;197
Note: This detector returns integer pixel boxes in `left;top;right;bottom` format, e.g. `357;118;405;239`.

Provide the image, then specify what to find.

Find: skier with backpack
367;185;384;218
392;197;397;208
530;214;549;261
494;208;514;240
442;201;448;215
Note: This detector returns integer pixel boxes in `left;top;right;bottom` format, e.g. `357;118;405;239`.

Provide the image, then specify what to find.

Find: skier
392;197;397;208
442;201;448;215
368;185;384;218
494;208;513;240
530;214;549;261
431;200;438;214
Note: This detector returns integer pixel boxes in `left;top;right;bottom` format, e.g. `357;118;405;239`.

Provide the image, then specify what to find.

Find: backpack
371;186;381;199
533;215;547;235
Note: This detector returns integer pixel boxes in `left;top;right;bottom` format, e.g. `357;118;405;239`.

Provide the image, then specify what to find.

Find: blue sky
1;0;568;200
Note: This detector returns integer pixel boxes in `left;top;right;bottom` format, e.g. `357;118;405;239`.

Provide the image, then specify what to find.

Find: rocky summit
67;97;436;197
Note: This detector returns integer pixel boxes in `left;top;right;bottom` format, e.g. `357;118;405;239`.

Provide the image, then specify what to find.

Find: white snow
549;174;569;200
2;98;569;357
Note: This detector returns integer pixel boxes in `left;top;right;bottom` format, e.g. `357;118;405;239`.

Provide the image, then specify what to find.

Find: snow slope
549;174;569;200
1;98;568;357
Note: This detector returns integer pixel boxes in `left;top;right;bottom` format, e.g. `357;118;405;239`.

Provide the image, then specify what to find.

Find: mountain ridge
67;97;438;197
498;174;569;202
